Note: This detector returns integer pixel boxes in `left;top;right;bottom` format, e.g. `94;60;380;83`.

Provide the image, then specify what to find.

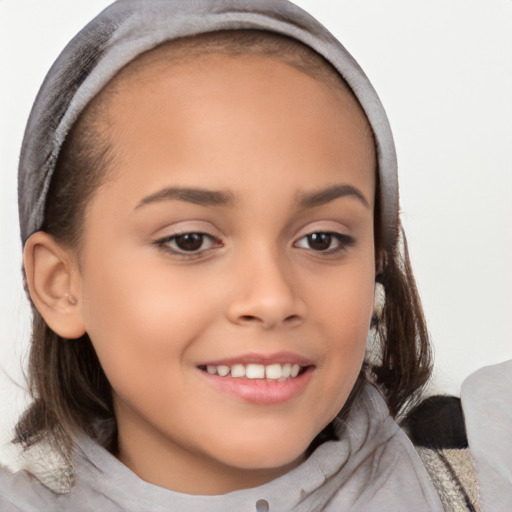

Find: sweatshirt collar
72;384;399;511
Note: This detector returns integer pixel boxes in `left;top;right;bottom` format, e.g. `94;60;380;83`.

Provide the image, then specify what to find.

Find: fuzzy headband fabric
17;0;398;250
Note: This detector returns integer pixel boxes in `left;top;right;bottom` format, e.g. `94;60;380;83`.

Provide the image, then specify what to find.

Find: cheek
308;259;374;399
78;250;218;391
307;253;375;335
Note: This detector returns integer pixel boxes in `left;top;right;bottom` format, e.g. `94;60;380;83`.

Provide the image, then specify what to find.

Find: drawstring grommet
255;498;269;511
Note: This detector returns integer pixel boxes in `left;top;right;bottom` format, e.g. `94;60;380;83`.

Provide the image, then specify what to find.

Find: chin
212;430;314;473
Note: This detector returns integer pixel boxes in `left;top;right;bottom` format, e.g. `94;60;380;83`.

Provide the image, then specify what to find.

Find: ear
23;231;86;339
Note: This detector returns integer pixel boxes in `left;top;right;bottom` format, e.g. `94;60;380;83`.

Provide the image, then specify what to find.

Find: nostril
240;315;258;322
284;314;302;325
237;313;303;327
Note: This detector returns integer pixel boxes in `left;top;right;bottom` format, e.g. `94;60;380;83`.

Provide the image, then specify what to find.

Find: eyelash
294;232;355;254
154;232;222;257
154;231;355;258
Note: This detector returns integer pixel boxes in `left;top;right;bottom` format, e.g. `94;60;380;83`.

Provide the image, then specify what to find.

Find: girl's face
73;52;376;494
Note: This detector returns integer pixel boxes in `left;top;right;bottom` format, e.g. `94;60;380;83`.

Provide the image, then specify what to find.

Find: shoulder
402;395;480;512
0;438;77;511
461;360;512;511
0;463;60;511
0;441;118;512
415;447;479;512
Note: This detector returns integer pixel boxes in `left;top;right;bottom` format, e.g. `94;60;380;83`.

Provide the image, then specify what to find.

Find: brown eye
174;233;205;251
306;233;332;251
295;232;355;253
156;232;220;255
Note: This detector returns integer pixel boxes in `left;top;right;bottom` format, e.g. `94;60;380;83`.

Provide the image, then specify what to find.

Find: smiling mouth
197;358;315;404
197;363;309;381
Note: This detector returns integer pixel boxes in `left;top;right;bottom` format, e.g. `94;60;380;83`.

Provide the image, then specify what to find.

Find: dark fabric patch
401;396;468;449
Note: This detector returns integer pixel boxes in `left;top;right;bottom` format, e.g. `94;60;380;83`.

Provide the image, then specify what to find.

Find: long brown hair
15;30;432;461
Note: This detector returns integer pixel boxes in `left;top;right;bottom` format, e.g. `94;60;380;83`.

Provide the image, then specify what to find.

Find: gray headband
18;0;398;250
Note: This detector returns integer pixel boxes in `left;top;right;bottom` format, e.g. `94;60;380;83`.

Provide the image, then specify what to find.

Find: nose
226;247;306;329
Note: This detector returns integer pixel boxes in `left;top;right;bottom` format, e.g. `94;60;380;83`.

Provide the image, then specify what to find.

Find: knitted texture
19;440;73;494
417;447;480;512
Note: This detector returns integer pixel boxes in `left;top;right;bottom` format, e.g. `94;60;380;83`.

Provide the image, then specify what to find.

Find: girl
0;0;482;510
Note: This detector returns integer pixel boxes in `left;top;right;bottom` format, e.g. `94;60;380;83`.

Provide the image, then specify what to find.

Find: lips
197;353;315;404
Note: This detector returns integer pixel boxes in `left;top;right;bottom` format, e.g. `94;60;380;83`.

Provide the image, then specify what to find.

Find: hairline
62;30;376;252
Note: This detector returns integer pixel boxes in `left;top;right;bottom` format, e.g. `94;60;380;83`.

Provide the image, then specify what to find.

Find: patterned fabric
417;447;480;512
16;441;74;495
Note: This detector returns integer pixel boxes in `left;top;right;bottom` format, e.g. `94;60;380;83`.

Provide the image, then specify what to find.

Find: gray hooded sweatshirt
5;0;445;510
0;384;443;511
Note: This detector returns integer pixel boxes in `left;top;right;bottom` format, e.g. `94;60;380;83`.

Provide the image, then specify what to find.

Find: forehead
111;31;358;97
98;32;372;149
104;34;373;147
83;36;376;219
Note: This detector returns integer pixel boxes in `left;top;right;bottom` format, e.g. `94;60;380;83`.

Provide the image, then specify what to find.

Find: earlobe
23;231;86;339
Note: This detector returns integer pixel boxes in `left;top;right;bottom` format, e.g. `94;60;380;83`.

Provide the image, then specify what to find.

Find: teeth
231;364;245;378
217;365;230;377
203;362;305;379
265;364;282;379
246;364;265;379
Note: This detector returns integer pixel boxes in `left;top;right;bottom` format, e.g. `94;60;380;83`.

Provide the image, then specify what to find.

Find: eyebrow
136;186;236;209
135;183;369;211
297;184;370;209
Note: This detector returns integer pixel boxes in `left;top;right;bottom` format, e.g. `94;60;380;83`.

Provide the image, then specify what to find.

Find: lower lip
198;368;314;405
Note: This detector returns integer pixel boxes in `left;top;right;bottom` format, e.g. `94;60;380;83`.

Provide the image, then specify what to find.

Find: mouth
197;362;308;381
196;355;315;405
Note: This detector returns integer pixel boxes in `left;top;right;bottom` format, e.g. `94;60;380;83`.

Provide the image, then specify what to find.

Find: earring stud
66;294;78;305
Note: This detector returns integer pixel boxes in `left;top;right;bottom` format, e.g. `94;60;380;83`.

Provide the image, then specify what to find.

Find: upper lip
197;351;315;367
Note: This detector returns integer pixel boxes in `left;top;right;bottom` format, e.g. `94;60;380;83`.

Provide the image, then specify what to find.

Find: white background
1;0;511;465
